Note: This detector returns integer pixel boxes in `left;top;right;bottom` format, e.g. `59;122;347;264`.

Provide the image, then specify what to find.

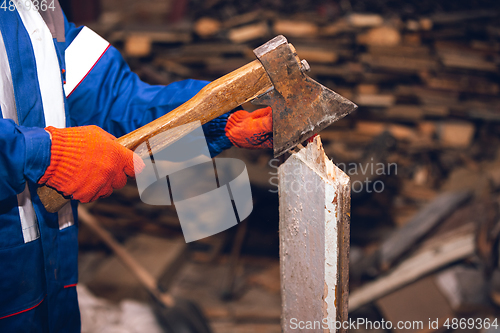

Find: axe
38;35;357;213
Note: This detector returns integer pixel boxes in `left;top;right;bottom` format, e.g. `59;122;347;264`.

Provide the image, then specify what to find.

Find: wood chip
357;84;378;94
228;22;269;43
125;35;152;57
194;17;222;38
295;47;338;64
347;13;384;27
355;94;396;107
273;20;319;38
438;121;475;148
357;26;401;46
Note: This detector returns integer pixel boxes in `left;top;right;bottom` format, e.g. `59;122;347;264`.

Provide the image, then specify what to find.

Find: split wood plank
380;190;471;269
349;224;476;312
279;136;350;332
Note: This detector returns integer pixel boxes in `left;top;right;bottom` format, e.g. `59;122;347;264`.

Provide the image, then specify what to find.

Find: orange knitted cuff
38;126;90;188
225;107;273;150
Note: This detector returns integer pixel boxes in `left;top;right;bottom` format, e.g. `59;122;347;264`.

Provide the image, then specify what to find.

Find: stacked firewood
89;1;500;234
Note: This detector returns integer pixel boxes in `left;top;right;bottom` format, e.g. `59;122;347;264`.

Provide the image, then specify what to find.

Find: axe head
252;35;358;157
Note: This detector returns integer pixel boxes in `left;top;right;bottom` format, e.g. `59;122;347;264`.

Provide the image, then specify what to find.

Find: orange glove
38;125;145;203
225;107;273;149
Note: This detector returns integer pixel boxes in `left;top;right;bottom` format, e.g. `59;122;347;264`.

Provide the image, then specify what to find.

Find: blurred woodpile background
65;0;500;332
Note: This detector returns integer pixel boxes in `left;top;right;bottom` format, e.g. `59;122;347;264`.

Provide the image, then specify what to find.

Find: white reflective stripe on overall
2;3;74;236
64;26;110;97
0;31;40;242
16;3;66;128
16;2;74;230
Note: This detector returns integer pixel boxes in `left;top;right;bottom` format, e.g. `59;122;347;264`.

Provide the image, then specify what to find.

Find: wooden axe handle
38;60;272;213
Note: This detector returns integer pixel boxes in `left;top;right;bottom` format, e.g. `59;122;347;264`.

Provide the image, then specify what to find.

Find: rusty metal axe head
251;35;358;157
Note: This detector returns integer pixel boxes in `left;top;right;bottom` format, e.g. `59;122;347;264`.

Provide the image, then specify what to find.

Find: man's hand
225;107;273;149
38;125;145;203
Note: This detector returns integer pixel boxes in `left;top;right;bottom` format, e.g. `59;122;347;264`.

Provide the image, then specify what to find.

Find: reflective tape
64;26;110;97
58;202;74;230
4;4;75;238
17;184;41;243
16;3;66;129
0;31;17;123
0;30;41;243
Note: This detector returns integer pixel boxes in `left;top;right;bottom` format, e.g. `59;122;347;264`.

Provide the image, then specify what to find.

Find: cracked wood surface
279;136;350;332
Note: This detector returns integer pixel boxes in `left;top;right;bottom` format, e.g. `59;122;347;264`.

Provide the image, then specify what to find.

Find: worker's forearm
0;119;51;199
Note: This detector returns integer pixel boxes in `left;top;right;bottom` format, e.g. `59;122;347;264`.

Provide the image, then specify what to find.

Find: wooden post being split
279;136;350;332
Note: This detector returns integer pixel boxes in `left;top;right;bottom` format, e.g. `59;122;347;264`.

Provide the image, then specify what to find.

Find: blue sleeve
63;20;233;157
0;118;51;201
